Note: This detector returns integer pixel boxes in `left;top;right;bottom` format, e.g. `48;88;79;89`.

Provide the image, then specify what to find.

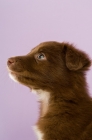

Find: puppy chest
33;126;44;140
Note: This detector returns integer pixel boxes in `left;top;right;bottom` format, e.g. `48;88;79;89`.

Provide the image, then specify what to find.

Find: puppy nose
7;58;16;66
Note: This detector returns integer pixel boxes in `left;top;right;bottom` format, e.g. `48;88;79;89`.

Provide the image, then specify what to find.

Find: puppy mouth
7;66;30;81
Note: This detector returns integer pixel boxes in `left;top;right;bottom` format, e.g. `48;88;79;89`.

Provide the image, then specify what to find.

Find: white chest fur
32;89;50;140
33;126;44;140
32;89;50;117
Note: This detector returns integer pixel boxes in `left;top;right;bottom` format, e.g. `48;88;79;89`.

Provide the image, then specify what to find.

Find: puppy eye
36;53;46;60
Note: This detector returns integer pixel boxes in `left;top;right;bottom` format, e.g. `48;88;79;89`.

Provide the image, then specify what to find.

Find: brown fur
7;41;92;140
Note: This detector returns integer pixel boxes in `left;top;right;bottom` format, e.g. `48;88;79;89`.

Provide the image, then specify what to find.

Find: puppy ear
62;43;91;71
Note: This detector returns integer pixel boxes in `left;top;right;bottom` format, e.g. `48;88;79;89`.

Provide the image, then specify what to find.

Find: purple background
0;0;92;140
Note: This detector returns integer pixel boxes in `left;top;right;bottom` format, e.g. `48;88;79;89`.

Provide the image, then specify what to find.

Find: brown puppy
7;41;92;140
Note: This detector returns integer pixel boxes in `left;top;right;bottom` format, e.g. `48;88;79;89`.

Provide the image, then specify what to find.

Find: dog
7;41;92;140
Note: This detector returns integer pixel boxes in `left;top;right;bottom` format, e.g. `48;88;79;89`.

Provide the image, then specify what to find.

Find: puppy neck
32;89;50;117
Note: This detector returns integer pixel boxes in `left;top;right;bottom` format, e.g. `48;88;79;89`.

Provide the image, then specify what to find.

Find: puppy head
7;41;91;91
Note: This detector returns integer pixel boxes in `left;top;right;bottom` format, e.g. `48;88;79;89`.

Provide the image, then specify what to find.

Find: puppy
7;41;92;140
